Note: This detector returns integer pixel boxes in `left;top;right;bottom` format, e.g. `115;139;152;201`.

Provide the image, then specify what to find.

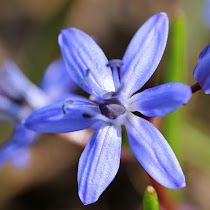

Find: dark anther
82;113;92;118
80;69;90;86
12;97;25;106
62;100;73;114
99;98;126;119
106;59;124;69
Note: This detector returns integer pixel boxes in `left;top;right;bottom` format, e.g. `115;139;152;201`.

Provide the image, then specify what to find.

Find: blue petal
25;95;100;133
0;123;37;169
120;13;169;98
199;44;210;61
203;0;210;29
194;53;210;94
124;113;185;189
89;121;103;131
40;58;77;99
0;60;49;108
128;83;192;117
58;28;115;96
10;147;31;169
78;124;121;205
0;95;31;123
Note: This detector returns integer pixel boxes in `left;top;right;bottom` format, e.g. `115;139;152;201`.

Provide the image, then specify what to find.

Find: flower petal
124;113;185;189
203;0;210;29
58;28;115;96
10;147;32;169
0;123;37;169
25;95;100;133
194;53;210;94
0;60;49;108
78;124;122;205
120;13;169;98
0;95;31;123
90;120;103;131
128;82;192;117
40;58;77;99
198;44;210;61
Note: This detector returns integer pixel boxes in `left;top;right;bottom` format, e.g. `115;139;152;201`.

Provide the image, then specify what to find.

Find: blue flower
25;13;192;204
203;0;210;29
0;58;76;169
193;44;210;94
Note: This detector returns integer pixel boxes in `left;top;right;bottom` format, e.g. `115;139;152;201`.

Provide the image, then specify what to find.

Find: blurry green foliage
25;0;74;84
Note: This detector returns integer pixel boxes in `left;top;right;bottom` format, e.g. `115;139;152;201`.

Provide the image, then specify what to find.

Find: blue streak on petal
194;53;210;94
78;124;121;205
58;28;115;96
40;58;77;99
124;113;185;189
120;13;169;98
128;82;192;117
25;95;100;133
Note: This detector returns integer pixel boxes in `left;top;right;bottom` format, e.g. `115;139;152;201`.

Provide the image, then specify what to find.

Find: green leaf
142;186;160;210
164;11;187;83
163;11;187;157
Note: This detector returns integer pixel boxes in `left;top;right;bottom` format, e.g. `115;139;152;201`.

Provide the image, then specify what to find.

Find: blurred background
0;0;209;209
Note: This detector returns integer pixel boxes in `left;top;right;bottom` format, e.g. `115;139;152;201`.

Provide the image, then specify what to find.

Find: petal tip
58;28;73;46
180;181;186;188
79;193;99;206
174;174;186;189
58;29;67;46
159;12;169;27
159;12;168;18
155;12;168;23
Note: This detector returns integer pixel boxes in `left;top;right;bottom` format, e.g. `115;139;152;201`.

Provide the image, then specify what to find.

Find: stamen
110;83;124;97
106;59;124;69
107;59;123;90
62;100;73;114
93;112;127;126
112;67;120;89
80;69;90;86
109;83;127;107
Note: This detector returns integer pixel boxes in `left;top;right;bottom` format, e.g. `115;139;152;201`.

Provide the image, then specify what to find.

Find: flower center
99;98;126;119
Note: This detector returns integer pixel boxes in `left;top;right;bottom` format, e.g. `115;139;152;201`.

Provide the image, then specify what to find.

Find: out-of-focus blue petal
194;53;210;94
199;44;210;61
10;147;31;169
40;58;77;99
0;123;37;169
0;60;49;108
203;0;210;29
78;124;121;205
25;95;100;133
58;28;115;96
124;113;185;189
0;96;31;123
128;83;192;117
120;13;169;98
